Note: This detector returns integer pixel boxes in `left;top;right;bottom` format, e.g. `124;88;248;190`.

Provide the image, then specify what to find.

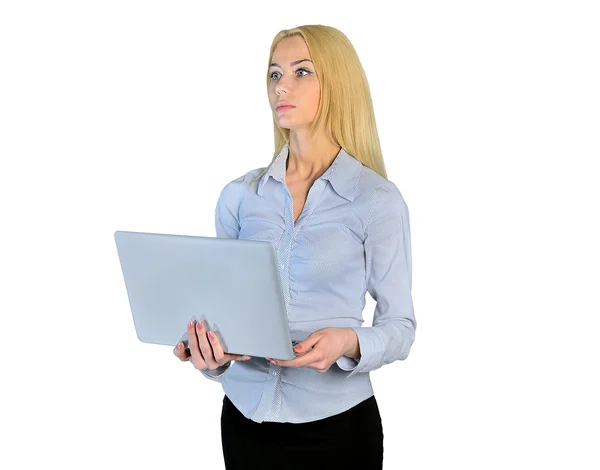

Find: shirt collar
257;144;362;201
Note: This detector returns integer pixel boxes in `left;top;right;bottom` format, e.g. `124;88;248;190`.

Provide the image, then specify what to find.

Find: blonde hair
264;24;388;180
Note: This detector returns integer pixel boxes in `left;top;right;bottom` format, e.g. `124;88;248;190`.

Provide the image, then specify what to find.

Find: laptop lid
114;230;295;360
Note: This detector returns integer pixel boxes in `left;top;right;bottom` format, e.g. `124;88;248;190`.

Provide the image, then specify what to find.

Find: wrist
343;328;360;360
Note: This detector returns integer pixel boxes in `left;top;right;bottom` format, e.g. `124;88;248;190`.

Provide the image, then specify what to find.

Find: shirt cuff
344;326;386;378
200;362;231;381
336;355;359;371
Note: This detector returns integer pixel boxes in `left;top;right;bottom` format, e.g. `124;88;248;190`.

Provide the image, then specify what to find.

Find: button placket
255;178;328;423
292;179;327;236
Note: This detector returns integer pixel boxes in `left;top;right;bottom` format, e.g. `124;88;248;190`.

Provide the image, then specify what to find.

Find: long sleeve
339;181;416;378
200;177;244;382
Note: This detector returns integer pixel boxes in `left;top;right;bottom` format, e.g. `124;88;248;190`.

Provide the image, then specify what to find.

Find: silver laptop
114;230;295;360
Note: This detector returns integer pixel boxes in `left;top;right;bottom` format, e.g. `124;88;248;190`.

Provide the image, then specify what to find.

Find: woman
173;24;416;469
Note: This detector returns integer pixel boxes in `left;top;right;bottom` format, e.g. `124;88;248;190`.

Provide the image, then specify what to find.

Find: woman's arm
200;176;245;382
337;181;416;378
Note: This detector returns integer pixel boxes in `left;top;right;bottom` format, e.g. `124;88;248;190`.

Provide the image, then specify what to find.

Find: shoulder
355;164;408;213
217;167;267;206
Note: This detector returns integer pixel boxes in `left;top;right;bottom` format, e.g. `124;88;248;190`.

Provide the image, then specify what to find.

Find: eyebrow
269;59;313;69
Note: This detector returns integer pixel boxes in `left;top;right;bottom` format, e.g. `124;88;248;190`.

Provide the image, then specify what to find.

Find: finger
188;320;207;369
226;354;252;361
207;330;229;364
265;340;315;363
173;341;191;361
208;331;251;362
196;321;219;368
267;349;308;362
292;334;320;354
272;348;322;368
292;349;310;358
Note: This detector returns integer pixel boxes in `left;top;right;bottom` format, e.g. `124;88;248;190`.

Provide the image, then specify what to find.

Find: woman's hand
173;319;251;370
267;327;359;373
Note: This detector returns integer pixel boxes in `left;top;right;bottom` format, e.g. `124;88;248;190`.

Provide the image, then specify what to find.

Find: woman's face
268;36;320;131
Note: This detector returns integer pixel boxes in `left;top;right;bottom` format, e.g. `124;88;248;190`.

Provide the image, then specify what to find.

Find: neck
286;132;341;181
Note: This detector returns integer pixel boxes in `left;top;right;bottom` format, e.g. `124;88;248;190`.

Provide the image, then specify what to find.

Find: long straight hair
263;24;388;180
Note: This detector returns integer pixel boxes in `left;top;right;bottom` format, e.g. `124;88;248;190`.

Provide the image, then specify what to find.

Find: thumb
294;334;320;352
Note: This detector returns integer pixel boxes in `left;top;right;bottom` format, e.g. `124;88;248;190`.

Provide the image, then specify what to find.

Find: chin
276;117;294;127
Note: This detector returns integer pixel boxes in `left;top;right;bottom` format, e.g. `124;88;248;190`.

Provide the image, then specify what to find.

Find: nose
275;83;287;96
275;72;293;95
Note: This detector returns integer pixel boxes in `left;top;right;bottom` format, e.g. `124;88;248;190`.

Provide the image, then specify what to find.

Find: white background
1;1;598;469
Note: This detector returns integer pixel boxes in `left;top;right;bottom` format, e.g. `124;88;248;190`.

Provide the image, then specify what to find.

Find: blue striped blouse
201;143;416;423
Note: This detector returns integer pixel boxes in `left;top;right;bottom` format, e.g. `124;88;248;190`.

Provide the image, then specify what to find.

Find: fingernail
208;331;214;339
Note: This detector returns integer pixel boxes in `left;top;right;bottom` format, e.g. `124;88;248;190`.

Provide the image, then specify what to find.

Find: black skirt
221;394;384;469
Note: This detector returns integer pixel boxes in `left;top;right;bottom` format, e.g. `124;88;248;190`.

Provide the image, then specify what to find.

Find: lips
276;102;296;111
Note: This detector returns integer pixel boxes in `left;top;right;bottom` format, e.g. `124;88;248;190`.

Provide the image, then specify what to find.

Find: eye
269;68;312;81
